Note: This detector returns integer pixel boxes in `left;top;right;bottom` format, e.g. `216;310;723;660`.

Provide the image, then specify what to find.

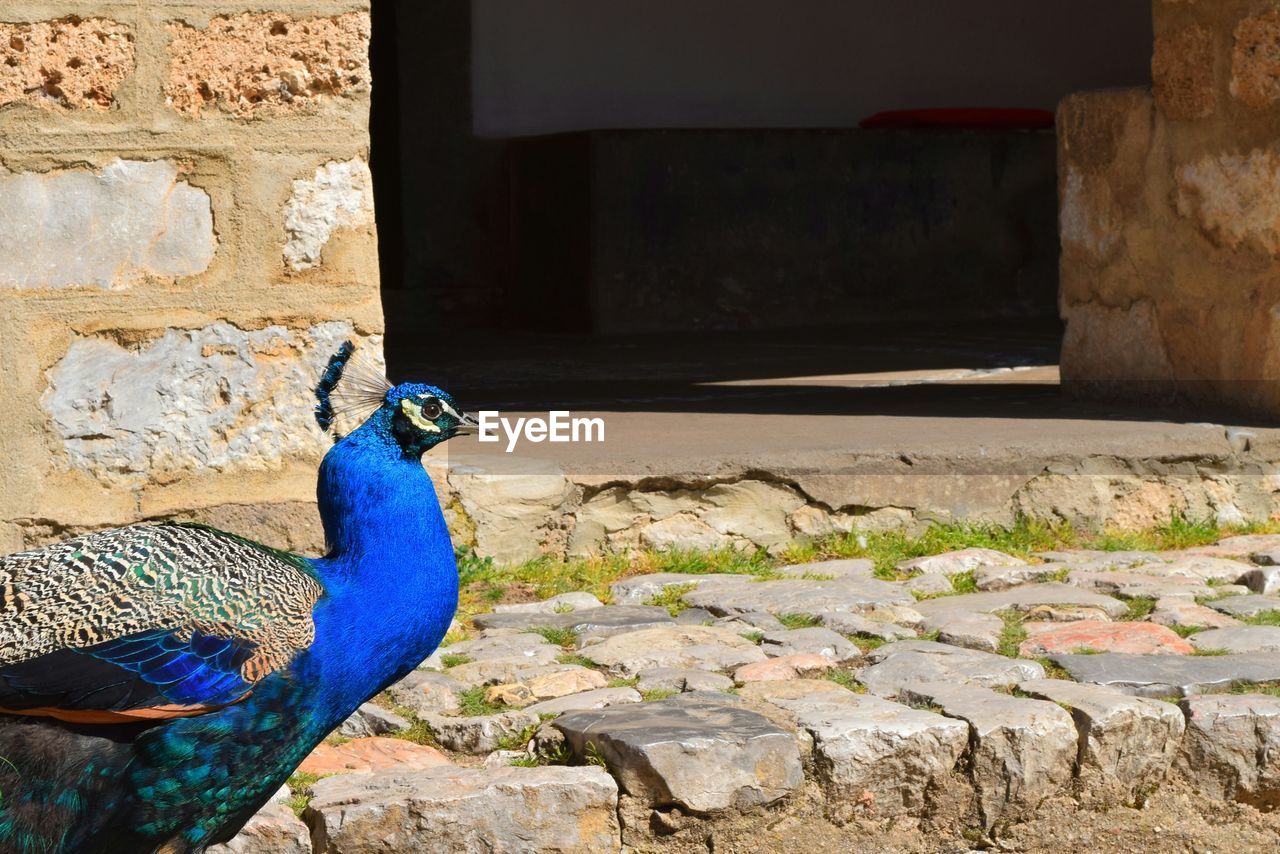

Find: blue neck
302;417;459;716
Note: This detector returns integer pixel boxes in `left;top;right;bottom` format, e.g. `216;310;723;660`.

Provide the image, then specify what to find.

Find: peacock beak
452;411;479;437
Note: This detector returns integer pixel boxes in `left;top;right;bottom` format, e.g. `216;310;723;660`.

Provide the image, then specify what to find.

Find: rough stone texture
859;641;1045;697
305;765;620;854
609;572;749;607
1152;24;1216;119
1175;149;1280;256
524;687;641;716
1189;626;1280;654
765;690;968;820
43;322;361;487
1207;594;1280;617
210;799;309;854
553;693;803;814
1018;620;1195;656
760;627;861;664
522;667;610;700
819;611;917;641
774;558;875;579
298;738;450;776
283;159;374;270
386;669;462;717
578;625;767;677
734;653;832;683
911;584;1128;620
0;160;215;289
900;683;1076;827
1066;569;1213;601
1232;11;1280;109
682;576;913;617
473;605;674;642
973;563;1070;591
0;18;134;111
337;703;410;739
166;13;371;118
1178;694;1280;807
927;612;1003;653
424;709;541;754
635;667;734;694
897;547;1024;576
1049;652;1280;698
1241;567;1280;595
493;592;604;614
1149;596;1242;630
1019;679;1185;805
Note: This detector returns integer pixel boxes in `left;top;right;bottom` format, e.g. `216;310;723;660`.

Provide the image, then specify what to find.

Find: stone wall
0;4;380;554
1059;0;1280;415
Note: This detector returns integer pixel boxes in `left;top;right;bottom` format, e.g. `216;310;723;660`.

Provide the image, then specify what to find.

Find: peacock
0;341;472;853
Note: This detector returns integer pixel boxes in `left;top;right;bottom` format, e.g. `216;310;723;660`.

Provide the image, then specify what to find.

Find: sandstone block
0;18;133;110
166;12;370;117
299;737;450;776
1232;11;1280;109
1153;24;1216;120
283;159;374;270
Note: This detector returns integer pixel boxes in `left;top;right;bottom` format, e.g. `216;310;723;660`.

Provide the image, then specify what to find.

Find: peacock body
0;343;470;853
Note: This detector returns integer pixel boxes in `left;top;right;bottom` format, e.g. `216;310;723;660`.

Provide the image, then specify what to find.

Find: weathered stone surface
1153;24;1216;119
448;457;575;562
897;547;1024;576
1241;567;1280;595
682;576;913;617
1149;596;1242;630
554;693;803;814
386;669;462;717
474;606;674;643
1189;626;1280;654
973;563;1069;591
923;612;1003;653
903;573;954;596
0;159;215;290
425;709;541;754
485;682;534;707
1049;652;1280;698
338;702;410;739
298;738;450;776
1232;11;1280;109
283;159;374;270
674;607;716;625
437;632;562;686
859;641;1044;697
525;687;642;716
493;592;604;614
719;611;785;631
774;558;875;579
1066;570;1213;600
900;683;1075;827
640;514;732;551
700;480;806;549
1176;149;1280;256
1205;535;1280;556
1019;620;1194;656
0;18;134;110
1178;694;1280;807
43;322;364;487
1150;556;1253;583
819;610;917;641
1019;679;1185;804
523;667;610;700
760;627;860;664
305;765;620;854
1207;594;1280;617
1035;550;1163;570
166;12;371;117
579;625;767;676
736;678;855;705
210;799;310;854
734;653;832;683
635;667;734;694
765;691;967;820
911;583;1127;620
609;572;749;606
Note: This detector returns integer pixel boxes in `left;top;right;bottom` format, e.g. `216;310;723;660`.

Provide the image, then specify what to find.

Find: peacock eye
420;399;443;420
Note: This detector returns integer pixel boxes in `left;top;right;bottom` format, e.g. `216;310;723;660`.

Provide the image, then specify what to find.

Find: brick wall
0;3;380;553
1059;0;1280;416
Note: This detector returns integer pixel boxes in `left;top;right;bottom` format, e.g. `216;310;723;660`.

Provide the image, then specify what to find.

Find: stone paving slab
1066;570;1214;600
774;558;875;579
554;693;803;814
471;606;675;641
910;583;1128;620
1189;626;1280;654
1018;679;1185;805
973;563;1071;591
1206;595;1280;617
899;682;1076;827
859;641;1045;697
1177;694;1280;806
1148;597;1241;630
681;576;914;616
1019;621;1194;656
305;765;621;853
578;625;767;676
1048;652;1280;698
524;687;642;716
760;627;861;664
609;573;751;606
763;690;968;820
897;547;1025;576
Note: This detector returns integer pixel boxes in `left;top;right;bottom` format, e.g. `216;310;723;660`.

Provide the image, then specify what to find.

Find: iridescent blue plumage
0;342;468;852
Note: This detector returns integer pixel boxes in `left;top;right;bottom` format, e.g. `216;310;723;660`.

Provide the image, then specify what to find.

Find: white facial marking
401;398;441;433
439;399;464;420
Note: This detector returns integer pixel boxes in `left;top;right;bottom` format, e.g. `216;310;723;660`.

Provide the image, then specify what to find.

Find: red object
860;108;1055;130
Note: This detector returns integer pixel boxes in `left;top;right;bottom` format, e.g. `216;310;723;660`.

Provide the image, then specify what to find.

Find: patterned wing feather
0;524;323;717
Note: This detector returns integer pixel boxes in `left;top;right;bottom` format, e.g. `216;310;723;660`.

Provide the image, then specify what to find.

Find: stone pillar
0;6;381;553
1059;0;1280;416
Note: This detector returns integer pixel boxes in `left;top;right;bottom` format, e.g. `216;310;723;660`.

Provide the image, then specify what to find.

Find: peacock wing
0;523;324;722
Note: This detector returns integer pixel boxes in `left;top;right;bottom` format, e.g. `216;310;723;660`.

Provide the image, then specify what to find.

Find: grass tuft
776;613;823;630
1124;597;1157;621
457;686;509;717
643;583;697;617
996;611;1028;658
439;653;471;669
826;669;866;693
286;772;325;817
533;626;578;648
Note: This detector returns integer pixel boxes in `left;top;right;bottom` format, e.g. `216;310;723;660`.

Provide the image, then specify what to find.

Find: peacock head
313;341;477;457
